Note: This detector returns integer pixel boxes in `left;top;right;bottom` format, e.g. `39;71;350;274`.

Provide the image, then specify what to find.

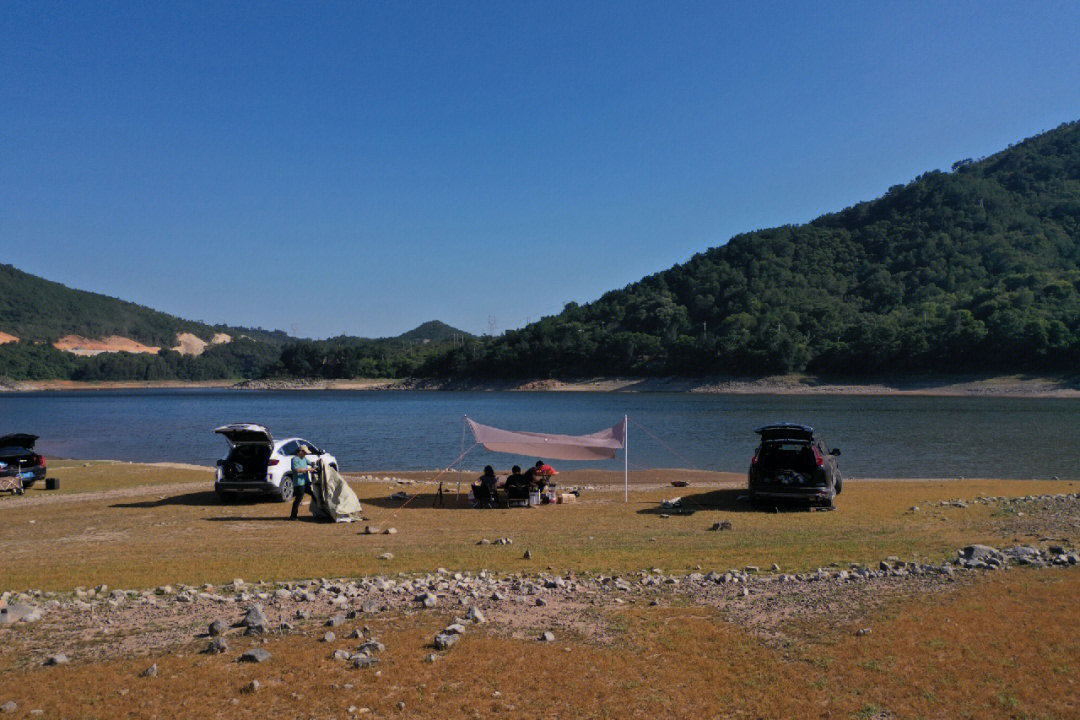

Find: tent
310;456;364;522
462;416;631;501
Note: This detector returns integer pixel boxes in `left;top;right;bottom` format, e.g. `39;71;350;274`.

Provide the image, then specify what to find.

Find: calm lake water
0;389;1076;479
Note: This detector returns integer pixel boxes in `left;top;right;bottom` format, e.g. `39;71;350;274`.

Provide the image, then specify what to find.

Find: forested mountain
0;263;270;345
0;264;470;381
423;121;1080;378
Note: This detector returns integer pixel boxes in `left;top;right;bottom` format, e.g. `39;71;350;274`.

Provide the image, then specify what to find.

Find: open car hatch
214;424;274;446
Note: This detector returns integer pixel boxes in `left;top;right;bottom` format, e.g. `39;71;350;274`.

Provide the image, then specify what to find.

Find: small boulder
140;663;158;678
208;619;228;636
243;679;260;694
352;654;380;669
433;632;459;651
44;654;69;666
204;638;229;654
1;702;17;714
378;552;394;561
466;606;486;624
539;631;555;642
239;648;271;664
523;550;532;560
322;632;336;643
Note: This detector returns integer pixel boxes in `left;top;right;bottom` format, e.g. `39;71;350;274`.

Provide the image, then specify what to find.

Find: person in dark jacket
472;465;499;508
289;445;316;520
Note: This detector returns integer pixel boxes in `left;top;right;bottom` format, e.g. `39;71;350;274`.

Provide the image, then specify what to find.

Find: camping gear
45;477;59;490
0;470;24;495
309;458;363;522
463;415;631;501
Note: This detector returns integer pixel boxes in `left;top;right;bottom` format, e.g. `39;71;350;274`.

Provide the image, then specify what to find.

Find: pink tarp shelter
462;416;631;501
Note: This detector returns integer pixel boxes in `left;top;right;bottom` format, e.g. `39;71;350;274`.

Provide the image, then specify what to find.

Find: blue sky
3;1;1080;339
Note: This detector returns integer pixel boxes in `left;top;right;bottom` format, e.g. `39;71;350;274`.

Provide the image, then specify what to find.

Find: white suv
213;423;338;502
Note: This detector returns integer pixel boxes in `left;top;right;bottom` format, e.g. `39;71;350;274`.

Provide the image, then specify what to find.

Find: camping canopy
465;417;626;461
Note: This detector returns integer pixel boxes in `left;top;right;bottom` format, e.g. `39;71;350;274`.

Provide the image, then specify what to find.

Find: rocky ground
3;531;1076;672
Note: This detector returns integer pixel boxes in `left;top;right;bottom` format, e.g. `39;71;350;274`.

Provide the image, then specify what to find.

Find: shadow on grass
364;491;476;510
635;488;820;515
111;491;225;509
204;515;318;522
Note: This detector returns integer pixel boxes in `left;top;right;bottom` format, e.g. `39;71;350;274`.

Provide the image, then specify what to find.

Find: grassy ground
2;463;1078;718
2;463;1076;590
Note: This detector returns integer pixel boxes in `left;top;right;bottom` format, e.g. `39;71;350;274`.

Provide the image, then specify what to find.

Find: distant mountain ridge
0;263;470;380
423;120;1080;378
0;263;468;349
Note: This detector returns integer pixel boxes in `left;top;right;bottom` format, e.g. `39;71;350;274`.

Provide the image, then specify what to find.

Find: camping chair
504;480;530;508
471;483;496;509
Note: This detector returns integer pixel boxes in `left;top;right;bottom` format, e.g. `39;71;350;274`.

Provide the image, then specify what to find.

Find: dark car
748;423;842;508
0;434;47;489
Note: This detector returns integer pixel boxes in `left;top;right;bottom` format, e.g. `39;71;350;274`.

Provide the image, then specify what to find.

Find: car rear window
0;446;33;457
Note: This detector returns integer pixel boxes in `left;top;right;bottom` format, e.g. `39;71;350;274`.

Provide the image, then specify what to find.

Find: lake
0;389;1076;479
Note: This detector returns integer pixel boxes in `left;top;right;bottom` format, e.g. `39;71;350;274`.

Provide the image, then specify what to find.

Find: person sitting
472;465;499;508
524;460;547;490
503;465;530;503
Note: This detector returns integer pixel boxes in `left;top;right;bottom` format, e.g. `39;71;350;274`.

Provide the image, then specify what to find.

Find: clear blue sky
3;1;1079;339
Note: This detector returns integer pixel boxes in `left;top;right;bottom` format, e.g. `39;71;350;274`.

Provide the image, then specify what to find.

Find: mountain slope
425;120;1080;378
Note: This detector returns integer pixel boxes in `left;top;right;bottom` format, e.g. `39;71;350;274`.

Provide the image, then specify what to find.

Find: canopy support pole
624;414;629;503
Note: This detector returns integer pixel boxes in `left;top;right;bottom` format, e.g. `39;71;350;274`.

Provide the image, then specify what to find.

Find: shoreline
6;373;1080;397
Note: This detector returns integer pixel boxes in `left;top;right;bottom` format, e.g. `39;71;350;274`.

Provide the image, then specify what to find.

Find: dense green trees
422;121;1080;378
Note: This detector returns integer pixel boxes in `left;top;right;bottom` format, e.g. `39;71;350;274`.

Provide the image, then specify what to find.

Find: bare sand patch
0;331;18;345
53;334;160;356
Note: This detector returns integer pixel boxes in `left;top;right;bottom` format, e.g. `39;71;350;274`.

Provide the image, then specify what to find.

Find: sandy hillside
171;331;231;356
53;335;161;356
0;331;17;344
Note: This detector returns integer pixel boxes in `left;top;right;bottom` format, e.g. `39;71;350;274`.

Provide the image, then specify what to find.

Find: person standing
289;445;315;520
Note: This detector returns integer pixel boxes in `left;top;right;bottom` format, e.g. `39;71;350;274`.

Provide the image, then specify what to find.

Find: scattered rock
466;606;486;624
363;526;380;535
352;654;380;669
0;702;16;714
383;528;397;535
523;550;532;560
43;654;69;666
244;679;260;694
378;553;394;561
241;605;268;633
855;628;872;637
327;613;346;627
433;632;459;651
539;631;555;642
322;631;336;643
208;619;228;636
240;648;271;664
204;638;229;654
140;663;158;678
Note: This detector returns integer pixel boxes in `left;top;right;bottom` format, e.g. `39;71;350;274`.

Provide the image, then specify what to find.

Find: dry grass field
1;462;1078;719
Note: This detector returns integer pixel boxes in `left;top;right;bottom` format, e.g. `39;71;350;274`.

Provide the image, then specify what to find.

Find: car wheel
835;477;843;495
215;490;236;503
277;476;294;502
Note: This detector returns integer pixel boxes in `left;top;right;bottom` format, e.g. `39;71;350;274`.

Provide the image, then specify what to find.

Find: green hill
0;264;218;346
0;264;470;381
397;320;471;344
424;120;1080;378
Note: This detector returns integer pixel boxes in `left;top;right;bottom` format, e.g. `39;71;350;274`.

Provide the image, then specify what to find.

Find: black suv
0;434;47;490
748;424;842;508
